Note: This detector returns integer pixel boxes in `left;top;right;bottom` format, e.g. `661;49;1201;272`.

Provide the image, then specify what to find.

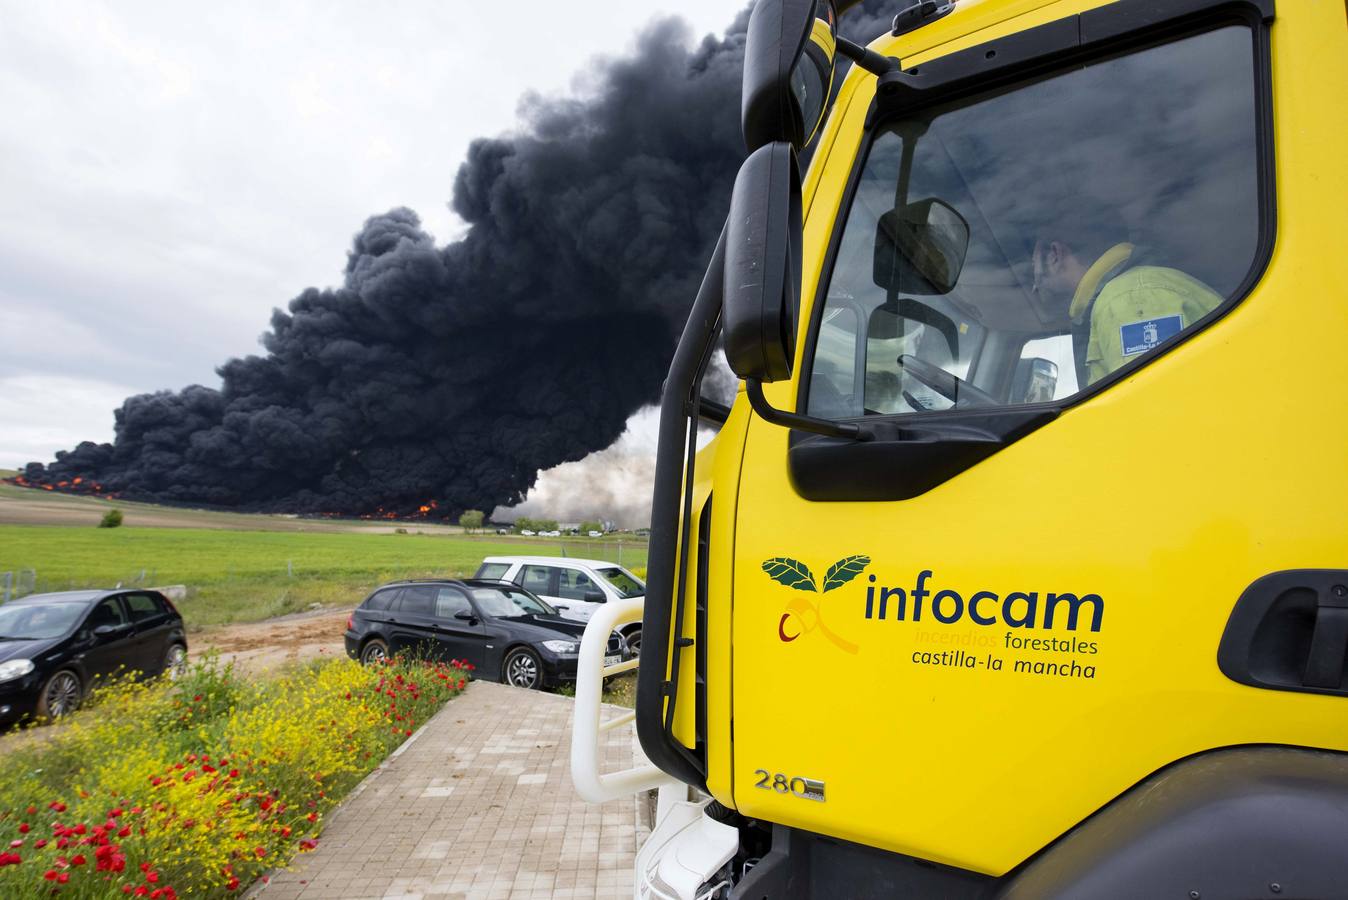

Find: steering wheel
897;354;999;408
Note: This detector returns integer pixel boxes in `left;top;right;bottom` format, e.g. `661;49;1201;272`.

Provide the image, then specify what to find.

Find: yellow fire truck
572;0;1348;896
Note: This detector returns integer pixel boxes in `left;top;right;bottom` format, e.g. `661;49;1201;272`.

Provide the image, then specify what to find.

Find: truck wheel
37;670;82;720
360;638;389;666
503;648;542;690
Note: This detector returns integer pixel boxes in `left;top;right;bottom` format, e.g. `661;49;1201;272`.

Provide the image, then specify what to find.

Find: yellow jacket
1071;243;1223;384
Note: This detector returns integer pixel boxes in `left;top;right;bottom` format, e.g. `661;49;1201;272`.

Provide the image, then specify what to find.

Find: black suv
0;589;188;725
344;579;627;690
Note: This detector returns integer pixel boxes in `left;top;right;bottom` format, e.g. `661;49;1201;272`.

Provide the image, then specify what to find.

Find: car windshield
596;567;644;599
0;602;87;639
471;587;554;618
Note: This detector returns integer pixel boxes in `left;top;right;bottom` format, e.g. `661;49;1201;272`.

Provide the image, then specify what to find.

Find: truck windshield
596;567;644;599
806;24;1260;416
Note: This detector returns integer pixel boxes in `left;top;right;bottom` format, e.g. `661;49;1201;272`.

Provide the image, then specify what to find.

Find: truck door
726;9;1347;878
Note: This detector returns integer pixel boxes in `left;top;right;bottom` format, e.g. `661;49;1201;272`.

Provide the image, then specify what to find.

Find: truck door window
806;25;1261;417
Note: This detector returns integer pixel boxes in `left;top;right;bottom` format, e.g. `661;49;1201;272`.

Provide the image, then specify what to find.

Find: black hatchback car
0;589;188;725
344;579;627;690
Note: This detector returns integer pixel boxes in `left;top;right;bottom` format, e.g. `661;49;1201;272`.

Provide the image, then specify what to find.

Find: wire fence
1;569;36;603
0;568;169;603
551;541;647;569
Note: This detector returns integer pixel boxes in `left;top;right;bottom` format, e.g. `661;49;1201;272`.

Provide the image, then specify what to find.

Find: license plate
604;654;622;667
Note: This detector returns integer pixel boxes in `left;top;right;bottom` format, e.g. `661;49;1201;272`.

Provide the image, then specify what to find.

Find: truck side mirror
723;141;802;383
873;198;970;295
1011;357;1060;403
742;0;838;152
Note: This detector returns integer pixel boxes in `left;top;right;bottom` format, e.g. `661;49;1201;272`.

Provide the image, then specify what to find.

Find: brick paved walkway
259;680;644;900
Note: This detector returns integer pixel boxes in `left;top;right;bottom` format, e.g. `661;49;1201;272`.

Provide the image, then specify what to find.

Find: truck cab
572;1;1348;897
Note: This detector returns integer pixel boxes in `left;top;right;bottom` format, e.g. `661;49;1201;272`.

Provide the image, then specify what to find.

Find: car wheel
163;643;188;680
37;670;82;720
360;638;389;666
623;627;642;657
503;647;542;690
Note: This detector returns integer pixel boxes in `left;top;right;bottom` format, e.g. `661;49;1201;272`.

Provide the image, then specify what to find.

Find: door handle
1219;570;1348;697
1304;586;1348;688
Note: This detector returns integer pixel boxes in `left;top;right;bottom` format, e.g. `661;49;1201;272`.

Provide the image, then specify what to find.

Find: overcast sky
0;0;738;469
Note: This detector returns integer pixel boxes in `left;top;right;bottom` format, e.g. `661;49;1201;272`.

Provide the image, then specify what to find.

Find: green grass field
0;525;648;628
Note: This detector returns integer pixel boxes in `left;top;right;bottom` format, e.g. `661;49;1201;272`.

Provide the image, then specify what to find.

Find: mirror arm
836;36;900;77
746;378;870;441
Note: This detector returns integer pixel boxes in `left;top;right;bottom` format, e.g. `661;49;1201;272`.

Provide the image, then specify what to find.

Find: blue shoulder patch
1120;314;1183;356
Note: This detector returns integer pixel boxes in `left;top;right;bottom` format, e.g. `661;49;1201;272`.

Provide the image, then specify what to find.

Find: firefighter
1031;202;1223;386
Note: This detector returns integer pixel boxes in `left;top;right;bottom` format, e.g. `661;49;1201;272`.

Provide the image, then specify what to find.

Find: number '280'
753;769;826;802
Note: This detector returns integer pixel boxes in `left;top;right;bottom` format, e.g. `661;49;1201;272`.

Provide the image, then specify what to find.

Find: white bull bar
570;597;680;803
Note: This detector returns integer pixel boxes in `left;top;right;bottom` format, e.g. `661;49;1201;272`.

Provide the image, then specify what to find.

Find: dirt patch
193;605;354;674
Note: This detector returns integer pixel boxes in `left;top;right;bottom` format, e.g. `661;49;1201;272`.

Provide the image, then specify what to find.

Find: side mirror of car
583;590;606;604
92;624;125;638
453;612;478;624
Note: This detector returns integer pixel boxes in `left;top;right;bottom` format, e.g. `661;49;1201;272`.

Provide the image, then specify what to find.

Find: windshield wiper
0;635;36;641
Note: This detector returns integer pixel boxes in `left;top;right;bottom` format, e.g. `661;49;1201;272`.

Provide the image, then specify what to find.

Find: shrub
458;510;484;533
98;509;124;529
0;654;472;897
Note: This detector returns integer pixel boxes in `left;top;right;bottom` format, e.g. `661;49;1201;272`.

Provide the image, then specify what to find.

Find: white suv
474;556;645;654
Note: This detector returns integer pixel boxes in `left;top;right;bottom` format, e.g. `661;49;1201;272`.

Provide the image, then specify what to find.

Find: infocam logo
761;555;869;653
865;569;1104;633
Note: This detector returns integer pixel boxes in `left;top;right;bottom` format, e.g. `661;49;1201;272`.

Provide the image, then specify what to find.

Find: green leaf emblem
822;555;871;593
761;557;817;592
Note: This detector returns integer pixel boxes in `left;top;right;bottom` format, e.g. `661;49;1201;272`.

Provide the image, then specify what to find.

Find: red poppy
18;823;30;834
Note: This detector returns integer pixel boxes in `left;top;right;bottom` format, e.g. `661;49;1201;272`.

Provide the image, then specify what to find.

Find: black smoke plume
20;5;892;519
